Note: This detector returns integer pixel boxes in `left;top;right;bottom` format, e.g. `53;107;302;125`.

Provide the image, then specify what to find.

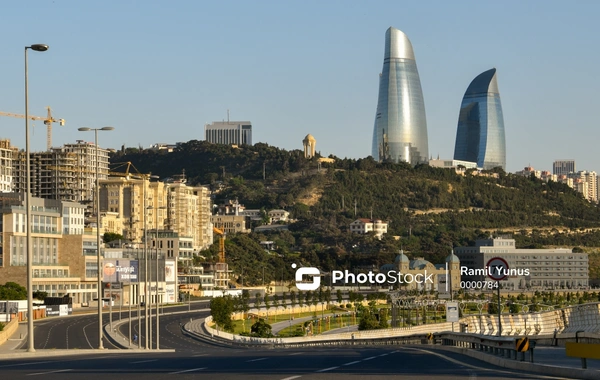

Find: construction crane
109;161;145;179
213;227;226;263
0;106;65;150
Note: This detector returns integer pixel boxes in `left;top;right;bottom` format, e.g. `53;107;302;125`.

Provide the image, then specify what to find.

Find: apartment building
0;193;98;306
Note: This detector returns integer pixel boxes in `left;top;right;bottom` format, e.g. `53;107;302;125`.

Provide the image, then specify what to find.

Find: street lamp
25;43;49;353
141;174;158;349
78;126;114;350
147;204;166;350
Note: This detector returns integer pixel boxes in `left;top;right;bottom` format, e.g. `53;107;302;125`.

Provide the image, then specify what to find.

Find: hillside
112;143;600;282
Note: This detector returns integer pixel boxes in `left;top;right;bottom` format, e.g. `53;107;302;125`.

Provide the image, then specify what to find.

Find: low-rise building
350;218;388;239
454;236;588;290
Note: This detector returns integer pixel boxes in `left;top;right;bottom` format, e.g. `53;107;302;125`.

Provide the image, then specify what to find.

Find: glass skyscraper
453;68;506;170
371;27;428;165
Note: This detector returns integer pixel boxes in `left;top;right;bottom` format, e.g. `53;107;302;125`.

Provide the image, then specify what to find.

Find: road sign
486;257;509;281
446;301;459;322
516;337;530;352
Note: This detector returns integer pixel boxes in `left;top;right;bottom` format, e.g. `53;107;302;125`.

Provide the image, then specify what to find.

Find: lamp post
78;126;114;350
148;204;165;350
25;43;49;353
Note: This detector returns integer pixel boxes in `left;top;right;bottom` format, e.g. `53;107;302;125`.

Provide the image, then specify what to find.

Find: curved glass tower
453;68;506;170
371;27;428;164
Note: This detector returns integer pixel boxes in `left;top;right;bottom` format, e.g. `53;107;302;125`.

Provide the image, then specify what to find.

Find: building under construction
10;140;110;203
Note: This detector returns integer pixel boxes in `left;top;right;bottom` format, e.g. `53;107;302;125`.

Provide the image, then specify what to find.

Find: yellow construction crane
109;161;145;179
0;106;65;150
213;227;226;263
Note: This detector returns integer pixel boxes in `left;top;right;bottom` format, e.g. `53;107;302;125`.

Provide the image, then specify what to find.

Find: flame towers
371;27;429;164
453;68;506;170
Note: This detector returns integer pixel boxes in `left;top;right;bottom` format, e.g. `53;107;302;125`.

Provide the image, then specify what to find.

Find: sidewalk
0;322;28;353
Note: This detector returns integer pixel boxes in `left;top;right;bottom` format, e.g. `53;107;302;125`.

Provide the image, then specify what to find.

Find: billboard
165;260;175;282
103;259;139;283
165;283;176;303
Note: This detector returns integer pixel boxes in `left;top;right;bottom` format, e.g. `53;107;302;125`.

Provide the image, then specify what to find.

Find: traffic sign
486;257;509;281
446;301;459;322
516;337;530;352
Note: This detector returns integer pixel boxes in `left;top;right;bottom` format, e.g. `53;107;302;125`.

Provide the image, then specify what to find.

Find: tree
336;289;343;305
33;290;48;301
290;291;297;315
210;296;235;332
255;292;263;313
0;282;27;300
358;310;379;331
250;318;273;338
264;293;271;321
103;232;124;243
272;294;280;317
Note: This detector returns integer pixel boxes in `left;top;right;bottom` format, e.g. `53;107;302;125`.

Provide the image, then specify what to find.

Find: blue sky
1;0;598;173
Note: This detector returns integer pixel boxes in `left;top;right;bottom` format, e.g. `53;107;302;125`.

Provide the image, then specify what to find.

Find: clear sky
1;0;598;173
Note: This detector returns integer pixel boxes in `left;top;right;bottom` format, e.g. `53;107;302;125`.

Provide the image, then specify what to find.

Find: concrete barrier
0;318;19;346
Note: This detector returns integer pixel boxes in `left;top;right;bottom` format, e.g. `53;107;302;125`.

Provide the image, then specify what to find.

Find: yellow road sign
516;337;530;352
566;342;600;360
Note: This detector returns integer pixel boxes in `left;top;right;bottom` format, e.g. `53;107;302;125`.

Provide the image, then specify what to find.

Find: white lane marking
403;348;570;380
316;366;339;372
288;352;304;356
130;359;158;364
246;357;268;362
280;377;302;380
0;361;53;368
27;369;72;376
82;321;95;349
193;353;209;357
363;356;376;361
168;367;206;375
343;361;361;366
378;353;389;357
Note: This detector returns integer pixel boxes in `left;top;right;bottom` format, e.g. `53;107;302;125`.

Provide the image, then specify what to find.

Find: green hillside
112;143;600;283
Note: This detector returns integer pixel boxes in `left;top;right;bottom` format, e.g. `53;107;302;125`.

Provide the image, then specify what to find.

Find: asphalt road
0;345;572;379
2;300;574;379
12;301;210;350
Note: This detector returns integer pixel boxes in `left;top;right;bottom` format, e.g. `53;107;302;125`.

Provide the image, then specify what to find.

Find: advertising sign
102;259;139;283
165;283;176;303
165;260;175;282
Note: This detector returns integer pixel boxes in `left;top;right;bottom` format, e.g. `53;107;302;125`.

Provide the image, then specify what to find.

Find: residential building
453;68;506;170
0;139;14;193
553;160;575;176
11;140;110;202
350;218;388;239
211;214;249;234
372;27;429;164
568;171;598;202
99;174;212;251
0;193;99;306
268;209;290;223
454;236;588;290
204;121;252;145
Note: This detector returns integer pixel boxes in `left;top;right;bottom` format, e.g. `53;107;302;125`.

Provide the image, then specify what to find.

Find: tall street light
148;204;166;350
78;126;114;350
141;174;158;349
25;43;49;353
